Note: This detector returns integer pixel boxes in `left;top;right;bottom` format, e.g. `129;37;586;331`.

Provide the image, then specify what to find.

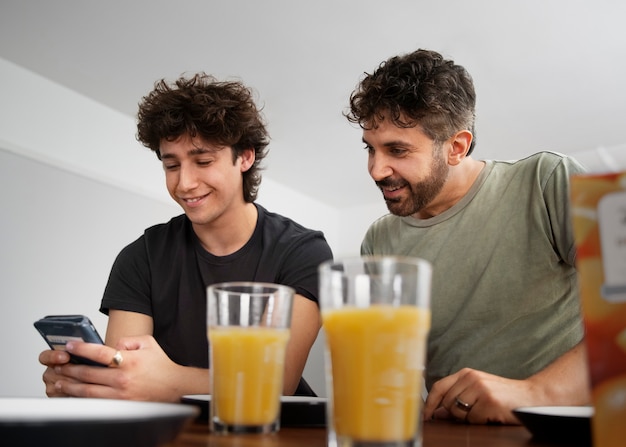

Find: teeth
185;197;202;203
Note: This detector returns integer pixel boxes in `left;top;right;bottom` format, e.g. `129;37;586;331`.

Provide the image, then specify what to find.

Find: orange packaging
209;327;289;425
322;305;430;442
570;171;626;447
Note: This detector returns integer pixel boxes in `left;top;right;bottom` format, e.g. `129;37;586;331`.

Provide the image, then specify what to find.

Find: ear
447;130;473;166
239;148;256;172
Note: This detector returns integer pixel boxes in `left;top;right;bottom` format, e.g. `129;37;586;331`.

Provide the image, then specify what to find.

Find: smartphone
34;314;107;367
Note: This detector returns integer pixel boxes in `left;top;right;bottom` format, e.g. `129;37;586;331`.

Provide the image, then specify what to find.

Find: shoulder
490;151;586;190
258;205;326;240
143;214;189;237
495;151;586;175
367;213;399;231
362;213;404;254
133;214;190;256
256;204;333;256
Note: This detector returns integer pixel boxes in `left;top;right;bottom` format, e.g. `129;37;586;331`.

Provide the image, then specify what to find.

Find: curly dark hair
136;73;269;202
346;49;477;155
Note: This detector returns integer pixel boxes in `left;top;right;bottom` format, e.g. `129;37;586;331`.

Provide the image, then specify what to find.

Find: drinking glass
319;256;432;447
207;282;294;434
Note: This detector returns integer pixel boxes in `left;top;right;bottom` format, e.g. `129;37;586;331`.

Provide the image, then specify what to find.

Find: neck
193;202;258;256
415;157;485;219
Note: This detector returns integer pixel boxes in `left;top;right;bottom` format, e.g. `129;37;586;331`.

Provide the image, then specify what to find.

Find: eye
197;159;213;167
389;147;408;156
163;163;180;171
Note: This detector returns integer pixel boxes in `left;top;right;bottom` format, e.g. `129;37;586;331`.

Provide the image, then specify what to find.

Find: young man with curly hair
39;74;333;401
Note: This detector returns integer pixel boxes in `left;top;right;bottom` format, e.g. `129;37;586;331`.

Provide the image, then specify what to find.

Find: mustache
375;178;407;189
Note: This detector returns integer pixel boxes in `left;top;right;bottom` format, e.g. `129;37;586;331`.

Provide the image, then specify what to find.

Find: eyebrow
362;138;413;148
160;146;218;160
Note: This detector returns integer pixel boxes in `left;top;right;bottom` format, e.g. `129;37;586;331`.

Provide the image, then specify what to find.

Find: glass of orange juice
207;282;294;434
319;256;432;447
570;171;626;447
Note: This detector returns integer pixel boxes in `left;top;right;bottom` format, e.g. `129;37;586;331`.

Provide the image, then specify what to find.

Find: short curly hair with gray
346;49;477;155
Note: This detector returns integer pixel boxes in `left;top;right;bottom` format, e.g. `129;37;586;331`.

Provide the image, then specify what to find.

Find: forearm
527;341;590;405
167;365;210;401
282;295;322;395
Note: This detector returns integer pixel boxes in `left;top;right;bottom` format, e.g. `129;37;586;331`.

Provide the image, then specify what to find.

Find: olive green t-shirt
361;151;586;390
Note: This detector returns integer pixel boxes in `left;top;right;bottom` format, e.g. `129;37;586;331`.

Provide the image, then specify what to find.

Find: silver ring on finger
110;350;123;367
455;396;473;412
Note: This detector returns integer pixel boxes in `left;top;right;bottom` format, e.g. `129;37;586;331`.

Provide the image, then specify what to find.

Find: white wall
0;149;180;397
0;57;387;398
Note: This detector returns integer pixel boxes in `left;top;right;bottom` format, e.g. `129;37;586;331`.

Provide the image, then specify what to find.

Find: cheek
367;155;378;174
164;173;178;193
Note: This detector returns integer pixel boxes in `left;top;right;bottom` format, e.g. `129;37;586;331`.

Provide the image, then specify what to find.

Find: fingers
110;351;124;367
441;382;478;422
454;396;473;412
65;341;122;367
424;368;479;422
38;349;70;367
53;376;122;399
52;357;129;399
423;369;467;420
40;350;73;397
44;341;145;400
425;368;523;425
452;395;475;423
42;366;71;397
52;342;127;392
45;336;173;401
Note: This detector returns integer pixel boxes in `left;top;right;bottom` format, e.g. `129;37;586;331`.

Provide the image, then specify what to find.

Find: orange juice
571;171;626;447
322;305;430;442
209;326;290;425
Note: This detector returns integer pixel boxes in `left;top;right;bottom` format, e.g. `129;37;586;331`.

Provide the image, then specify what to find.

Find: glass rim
319;255;432;270
207;281;295;296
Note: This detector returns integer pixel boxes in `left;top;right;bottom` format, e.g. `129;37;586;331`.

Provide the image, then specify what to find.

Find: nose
368;152;392;182
177;164;199;191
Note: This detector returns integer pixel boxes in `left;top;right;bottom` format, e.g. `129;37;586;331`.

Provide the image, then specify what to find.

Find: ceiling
1;0;625;208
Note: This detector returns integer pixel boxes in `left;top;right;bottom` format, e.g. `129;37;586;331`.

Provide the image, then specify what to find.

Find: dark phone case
34;315;107;367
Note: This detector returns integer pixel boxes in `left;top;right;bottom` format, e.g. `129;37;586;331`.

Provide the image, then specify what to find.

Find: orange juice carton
570;171;626;447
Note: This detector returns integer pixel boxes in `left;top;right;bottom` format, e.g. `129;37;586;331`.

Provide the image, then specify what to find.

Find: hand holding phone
34;314;107;367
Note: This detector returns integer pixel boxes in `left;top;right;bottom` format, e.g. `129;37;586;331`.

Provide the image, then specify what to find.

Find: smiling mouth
181;193;209;204
377;182;407;202
379;181;405;191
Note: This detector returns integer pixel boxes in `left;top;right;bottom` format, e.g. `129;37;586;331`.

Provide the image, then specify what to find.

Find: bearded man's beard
377;147;449;217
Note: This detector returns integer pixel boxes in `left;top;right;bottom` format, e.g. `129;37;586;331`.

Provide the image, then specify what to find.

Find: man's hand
43;335;209;402
423;368;531;424
423;342;591;424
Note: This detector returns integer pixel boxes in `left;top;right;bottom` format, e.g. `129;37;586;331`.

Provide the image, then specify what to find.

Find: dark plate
0;397;198;447
512;406;593;446
181;394;327;428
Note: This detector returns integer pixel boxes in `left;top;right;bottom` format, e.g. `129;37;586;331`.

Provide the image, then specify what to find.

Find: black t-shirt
100;204;333;369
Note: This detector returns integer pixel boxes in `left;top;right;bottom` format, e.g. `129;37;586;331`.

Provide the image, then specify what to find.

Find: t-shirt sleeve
99;236;153;316
542;155;587;266
361;230;374;256
275;231;333;304
360;214;394;256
